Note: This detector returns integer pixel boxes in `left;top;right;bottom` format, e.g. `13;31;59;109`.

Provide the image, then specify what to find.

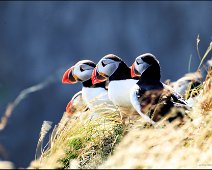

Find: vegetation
100;73;212;168
29;103;127;169
28;40;212;169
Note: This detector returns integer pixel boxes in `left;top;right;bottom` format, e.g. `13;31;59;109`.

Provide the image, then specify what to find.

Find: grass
29;70;211;169
28;40;212;169
29;102;127;169
100;75;212;168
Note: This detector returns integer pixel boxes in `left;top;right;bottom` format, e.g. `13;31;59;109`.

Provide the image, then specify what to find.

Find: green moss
99;124;125;160
59;151;77;168
113;124;124;136
69;137;83;150
113;124;125;144
59;138;84;168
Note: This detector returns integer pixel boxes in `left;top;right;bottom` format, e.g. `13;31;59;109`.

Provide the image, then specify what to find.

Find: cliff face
27;68;212;169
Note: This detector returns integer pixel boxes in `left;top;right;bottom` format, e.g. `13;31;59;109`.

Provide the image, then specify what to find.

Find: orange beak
131;63;141;78
91;67;107;84
62;66;77;84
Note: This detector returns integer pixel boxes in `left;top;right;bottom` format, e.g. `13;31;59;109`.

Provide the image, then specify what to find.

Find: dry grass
28;39;212;169
28;71;211;169
28;102;125;169
0;161;14;169
99;71;212;169
29;70;212;169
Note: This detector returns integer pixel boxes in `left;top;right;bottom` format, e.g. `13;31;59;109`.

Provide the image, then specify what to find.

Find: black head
134;53;161;84
92;54;132;82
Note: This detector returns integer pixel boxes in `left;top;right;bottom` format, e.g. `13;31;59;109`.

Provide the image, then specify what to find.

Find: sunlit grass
100;71;212;169
29;69;211;169
28;39;212;169
29;102;127;169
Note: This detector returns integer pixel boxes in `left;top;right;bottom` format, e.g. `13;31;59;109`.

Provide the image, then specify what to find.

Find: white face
97;58;121;77
134;57;150;75
73;63;95;82
134;53;157;74
134;53;159;74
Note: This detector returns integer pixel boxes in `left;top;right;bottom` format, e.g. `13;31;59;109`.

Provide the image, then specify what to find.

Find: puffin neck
109;62;131;81
82;79;106;88
137;64;163;88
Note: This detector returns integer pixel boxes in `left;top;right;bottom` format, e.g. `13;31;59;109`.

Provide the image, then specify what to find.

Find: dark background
0;1;211;168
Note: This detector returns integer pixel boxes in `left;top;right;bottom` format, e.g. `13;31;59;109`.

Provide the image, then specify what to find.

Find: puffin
161;58;212;107
131;55;212;107
130;53;189;124
62;60;113;111
170;58;212;99
62;66;87;116
91;54;139;121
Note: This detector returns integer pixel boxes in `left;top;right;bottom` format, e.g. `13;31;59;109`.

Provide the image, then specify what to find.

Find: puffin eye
102;61;107;67
80;66;85;72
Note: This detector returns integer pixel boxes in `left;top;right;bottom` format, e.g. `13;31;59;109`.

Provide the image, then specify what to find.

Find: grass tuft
28;39;212;169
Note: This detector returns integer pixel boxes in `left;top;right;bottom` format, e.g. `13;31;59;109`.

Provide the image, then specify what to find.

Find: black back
109;61;132;81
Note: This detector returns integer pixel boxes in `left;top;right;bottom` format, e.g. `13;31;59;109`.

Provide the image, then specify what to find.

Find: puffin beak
62;67;78;84
131;63;141;78
65;100;73;115
91;67;107;84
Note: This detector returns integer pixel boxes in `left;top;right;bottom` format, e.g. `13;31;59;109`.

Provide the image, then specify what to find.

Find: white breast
129;84;141;113
82;87;112;109
108;79;138;107
130;84;156;125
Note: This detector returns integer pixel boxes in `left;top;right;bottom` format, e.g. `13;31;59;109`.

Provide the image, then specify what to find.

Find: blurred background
0;1;211;168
